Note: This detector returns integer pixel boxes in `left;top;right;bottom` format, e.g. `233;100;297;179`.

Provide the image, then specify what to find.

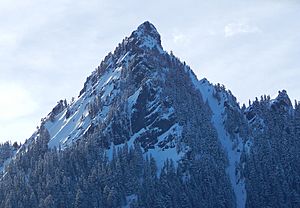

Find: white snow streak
190;73;246;208
146;123;183;172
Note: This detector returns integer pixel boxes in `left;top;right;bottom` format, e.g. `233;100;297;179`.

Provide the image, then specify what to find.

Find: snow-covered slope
35;21;185;169
41;22;160;149
44;64;124;149
190;74;247;208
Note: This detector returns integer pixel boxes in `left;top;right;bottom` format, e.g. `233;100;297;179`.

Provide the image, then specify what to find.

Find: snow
44;63;125;149
103;67;121;86
161;107;175;120
90;65;121;98
133;22;165;54
268;90;293;115
145;104;160;119
45;94;92;149
122;194;137;208
0;147;20;174
139;36;164;54
124;122;184;174
146;123;183;172
42;55;131;149
190;73;246;208
0;157;12;173
126;82;183;173
107;142;126;161
129;128;146;144
127;87;142;114
100;106;110;119
116;52;130;65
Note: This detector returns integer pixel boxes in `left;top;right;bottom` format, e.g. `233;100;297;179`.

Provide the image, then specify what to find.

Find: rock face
45;21;171;149
0;22;299;208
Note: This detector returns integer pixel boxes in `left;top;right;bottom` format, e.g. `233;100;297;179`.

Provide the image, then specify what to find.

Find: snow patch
0;156;12;173
128;88;142;115
44;63;126;149
122;194;137;208
146;123;183;172
45;94;91;149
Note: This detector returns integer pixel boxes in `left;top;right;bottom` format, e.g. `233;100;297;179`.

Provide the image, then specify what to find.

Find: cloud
172;33;190;45
0;33;18;47
173;34;185;43
224;22;261;37
0;83;38;121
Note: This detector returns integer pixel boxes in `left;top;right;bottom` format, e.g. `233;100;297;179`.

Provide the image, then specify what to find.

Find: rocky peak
276;90;291;104
129;21;163;52
271;89;293;111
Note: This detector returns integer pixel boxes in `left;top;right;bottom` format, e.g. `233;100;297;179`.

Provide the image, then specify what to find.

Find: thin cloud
172;33;190;45
224;22;261;37
0;83;38;121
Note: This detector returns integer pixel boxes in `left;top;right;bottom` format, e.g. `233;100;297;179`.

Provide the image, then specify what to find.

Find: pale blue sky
0;0;299;143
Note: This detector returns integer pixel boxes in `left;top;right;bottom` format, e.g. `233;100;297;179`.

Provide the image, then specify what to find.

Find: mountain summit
129;21;163;52
0;22;299;208
133;21;161;42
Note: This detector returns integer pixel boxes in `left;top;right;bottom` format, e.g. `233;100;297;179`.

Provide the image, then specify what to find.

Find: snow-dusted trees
0;142;15;166
49;100;68;122
243;94;300;208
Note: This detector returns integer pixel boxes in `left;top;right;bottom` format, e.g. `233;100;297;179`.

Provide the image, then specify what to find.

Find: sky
0;0;299;143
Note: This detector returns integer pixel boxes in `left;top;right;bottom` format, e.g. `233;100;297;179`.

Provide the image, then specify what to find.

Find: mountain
0;21;299;208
